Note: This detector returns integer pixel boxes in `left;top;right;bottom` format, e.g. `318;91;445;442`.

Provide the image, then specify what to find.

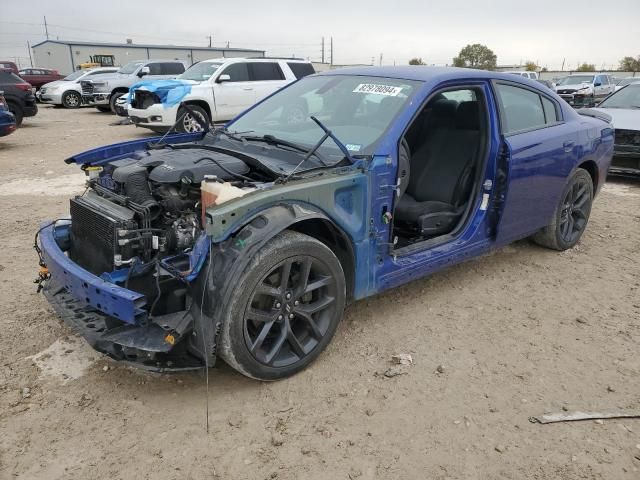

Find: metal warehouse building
32;40;265;75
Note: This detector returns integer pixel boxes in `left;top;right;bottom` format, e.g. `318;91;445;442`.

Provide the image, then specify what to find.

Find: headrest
425;99;458;129
456;101;480;130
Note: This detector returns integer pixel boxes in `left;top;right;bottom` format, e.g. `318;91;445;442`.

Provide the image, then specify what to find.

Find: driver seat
394;101;481;237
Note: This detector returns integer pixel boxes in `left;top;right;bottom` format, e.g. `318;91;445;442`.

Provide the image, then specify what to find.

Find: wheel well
184;100;211;120
577;160;599;192
288;219;355;302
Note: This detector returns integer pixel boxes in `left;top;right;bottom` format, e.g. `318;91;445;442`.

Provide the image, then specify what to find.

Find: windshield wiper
280;116;354;183
308;116;355;164
240;133;329;165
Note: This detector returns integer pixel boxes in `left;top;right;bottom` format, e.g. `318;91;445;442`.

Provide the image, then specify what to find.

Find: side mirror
137;66;150;78
216;74;231;83
594;82;601;87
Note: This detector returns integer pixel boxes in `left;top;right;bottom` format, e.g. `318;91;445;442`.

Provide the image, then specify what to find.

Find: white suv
127;57;315;132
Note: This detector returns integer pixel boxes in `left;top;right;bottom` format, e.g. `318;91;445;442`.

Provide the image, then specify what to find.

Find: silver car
37;67;119;108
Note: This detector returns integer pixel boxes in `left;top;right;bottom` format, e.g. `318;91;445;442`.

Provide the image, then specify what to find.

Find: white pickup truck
127;57;315;132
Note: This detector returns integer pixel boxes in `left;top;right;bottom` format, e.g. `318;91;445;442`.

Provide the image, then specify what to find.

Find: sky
1;0;639;70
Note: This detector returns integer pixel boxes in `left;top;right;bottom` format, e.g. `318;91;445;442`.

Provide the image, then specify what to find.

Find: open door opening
392;87;489;250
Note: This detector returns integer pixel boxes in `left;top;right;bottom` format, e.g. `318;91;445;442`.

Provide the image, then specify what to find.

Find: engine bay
66;145;271;314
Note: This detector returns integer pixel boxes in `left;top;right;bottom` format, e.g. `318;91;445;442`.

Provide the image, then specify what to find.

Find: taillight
15;83;31;91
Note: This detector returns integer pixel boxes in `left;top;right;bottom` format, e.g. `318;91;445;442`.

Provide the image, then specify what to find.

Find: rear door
248;62;287;102
492;81;578;245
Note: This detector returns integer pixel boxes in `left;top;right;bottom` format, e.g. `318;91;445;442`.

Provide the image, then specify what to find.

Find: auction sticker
353;83;402;96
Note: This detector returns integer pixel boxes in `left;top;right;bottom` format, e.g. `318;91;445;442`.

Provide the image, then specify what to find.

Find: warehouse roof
32;39;264;53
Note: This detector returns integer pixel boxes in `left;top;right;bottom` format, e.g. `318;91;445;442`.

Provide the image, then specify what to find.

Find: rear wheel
219;231;346;380
176;105;209;133
61;91;81;108
532;168;593;250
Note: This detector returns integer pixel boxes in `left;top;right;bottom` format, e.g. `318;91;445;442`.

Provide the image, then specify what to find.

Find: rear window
249;62;285;81
0;72;24;84
495;83;546;134
287;62;315;79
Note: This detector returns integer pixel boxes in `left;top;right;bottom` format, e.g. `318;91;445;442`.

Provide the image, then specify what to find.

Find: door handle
563;140;574;153
243;87;253;91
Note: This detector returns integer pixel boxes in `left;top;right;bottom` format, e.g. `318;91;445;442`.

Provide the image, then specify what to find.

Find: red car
0;61;19;75
18;68;64;90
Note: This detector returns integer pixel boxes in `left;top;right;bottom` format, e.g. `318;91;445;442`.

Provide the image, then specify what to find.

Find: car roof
315;66;543;85
200;57;310;64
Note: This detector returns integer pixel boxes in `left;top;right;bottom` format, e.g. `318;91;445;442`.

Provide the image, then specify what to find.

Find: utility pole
321;37;325;64
43;16;49;40
207;35;213;48
330;37;333;66
561;58;565;71
27;41;33;67
379;53;383;66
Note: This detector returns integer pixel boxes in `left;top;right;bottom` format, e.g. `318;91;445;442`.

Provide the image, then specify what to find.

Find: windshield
118;61;144;75
227;75;421;159
179;62;222;81
557;75;594;85
64;70;85;81
598;84;640;109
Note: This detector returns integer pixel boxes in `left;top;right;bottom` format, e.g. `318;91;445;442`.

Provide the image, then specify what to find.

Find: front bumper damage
557;93;595;107
609;130;640;176
38;221;205;371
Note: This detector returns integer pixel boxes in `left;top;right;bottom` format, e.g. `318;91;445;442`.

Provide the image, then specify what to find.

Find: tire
176;105;209;133
532;168;593;251
7;103;23;126
61;91;81;109
109;92;125;114
96;106;111;113
218;230;346;380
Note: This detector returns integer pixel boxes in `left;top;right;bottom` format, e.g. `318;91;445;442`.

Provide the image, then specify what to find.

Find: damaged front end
35;133;265;371
610;129;640;175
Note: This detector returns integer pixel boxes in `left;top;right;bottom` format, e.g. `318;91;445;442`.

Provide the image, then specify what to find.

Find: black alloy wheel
218;231;346;380
559;174;591;244
532;168;593;250
244;256;338;368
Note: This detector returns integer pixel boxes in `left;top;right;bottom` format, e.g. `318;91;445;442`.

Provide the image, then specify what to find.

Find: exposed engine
68;147;263;281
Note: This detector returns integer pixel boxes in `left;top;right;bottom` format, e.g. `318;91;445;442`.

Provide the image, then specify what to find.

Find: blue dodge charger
36;67;614;379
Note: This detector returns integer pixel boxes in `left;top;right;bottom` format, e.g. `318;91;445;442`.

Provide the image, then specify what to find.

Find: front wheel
61;91;81;108
218;231;346;380
176;105;209;133
532;168;593;250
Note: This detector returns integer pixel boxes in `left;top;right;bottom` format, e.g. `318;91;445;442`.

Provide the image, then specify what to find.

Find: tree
409;57;426;65
541;67;548;72
524;61;538;72
452;44;497;70
619;56;640;72
576;63;596;72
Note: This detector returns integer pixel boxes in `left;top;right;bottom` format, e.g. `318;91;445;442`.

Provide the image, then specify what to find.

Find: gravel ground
1;106;639;480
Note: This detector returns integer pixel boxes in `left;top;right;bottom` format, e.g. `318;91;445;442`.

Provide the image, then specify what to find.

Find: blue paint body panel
40;66;614;340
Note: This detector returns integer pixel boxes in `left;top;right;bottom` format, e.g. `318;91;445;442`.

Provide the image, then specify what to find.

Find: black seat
395;101;481;237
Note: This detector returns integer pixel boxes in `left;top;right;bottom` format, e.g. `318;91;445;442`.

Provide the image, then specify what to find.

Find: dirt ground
0;106;639;480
